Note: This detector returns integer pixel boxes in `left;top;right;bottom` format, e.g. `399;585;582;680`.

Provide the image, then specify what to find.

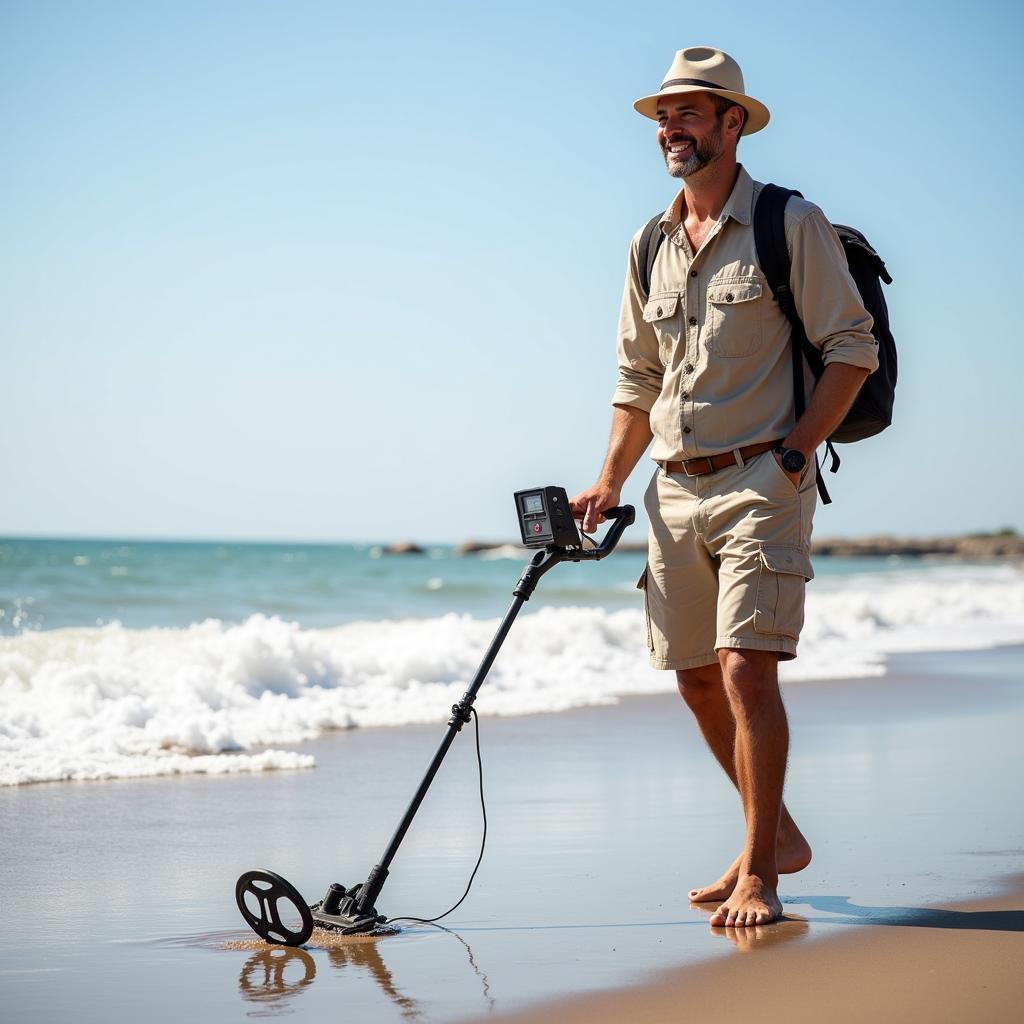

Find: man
570;47;879;928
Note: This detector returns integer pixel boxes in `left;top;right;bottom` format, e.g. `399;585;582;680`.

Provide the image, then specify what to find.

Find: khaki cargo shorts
637;450;817;669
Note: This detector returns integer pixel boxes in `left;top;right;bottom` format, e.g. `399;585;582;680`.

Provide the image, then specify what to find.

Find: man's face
656;92;728;179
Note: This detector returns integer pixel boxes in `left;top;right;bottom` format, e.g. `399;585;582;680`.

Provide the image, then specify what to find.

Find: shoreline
4;641;1023;790
5;641;1024;790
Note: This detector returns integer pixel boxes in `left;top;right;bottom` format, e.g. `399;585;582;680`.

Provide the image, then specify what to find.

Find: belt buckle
684;456;716;477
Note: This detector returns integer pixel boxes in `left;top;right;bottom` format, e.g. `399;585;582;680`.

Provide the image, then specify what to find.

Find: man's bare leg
676;664;811;902
705;648;789;926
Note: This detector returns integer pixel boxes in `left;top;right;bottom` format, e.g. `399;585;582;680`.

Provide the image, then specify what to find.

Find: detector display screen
523;494;544;514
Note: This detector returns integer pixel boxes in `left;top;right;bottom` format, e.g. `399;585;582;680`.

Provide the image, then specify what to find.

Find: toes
709;906;779;928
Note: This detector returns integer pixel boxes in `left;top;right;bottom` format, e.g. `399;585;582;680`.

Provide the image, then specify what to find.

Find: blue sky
2;0;1021;543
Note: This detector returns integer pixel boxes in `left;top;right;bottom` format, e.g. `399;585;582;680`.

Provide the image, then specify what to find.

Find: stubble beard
664;120;725;179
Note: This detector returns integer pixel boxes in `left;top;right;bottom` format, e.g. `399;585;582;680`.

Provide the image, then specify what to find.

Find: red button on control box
533;523;542;533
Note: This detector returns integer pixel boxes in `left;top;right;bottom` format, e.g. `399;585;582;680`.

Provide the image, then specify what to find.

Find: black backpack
637;183;896;504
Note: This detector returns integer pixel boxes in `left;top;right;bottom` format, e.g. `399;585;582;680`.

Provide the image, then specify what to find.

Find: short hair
708;93;748;138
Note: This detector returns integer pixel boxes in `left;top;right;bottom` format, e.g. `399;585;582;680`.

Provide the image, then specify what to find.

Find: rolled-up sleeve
611;232;665;412
788;207;879;372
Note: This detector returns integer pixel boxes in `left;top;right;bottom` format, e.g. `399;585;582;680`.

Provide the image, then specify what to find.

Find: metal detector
236;487;634;945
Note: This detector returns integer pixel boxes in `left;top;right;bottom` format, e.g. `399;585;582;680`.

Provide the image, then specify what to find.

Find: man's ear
726;104;746;142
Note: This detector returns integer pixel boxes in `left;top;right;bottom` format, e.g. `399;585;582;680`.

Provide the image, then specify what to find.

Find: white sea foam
2;564;1022;785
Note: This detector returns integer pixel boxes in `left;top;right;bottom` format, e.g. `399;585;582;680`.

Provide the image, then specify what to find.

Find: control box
514;486;582;549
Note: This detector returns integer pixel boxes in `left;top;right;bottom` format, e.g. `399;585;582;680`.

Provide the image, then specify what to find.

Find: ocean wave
2;564;1022;785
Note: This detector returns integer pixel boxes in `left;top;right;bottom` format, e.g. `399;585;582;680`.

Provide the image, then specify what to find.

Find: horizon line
1;526;1018;548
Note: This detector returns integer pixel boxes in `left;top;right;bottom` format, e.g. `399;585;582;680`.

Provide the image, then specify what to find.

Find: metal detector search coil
514;486;581;549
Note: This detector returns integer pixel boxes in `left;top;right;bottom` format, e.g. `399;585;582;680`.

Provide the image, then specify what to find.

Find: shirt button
687;316;697;326
684;364;694;373
690;270;698;278
725;293;734;303
683;426;692;434
656;306;663;317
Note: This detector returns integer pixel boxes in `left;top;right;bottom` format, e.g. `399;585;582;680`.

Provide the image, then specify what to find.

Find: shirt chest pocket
705;277;763;358
642;293;682;364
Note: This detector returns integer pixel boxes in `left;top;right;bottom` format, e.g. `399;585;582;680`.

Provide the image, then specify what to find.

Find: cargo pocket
706;277;763;357
636;565;654;651
753;545;814;640
642;293;681;364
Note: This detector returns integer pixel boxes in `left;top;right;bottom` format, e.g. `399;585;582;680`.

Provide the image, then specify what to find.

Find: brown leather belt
662;439;784;477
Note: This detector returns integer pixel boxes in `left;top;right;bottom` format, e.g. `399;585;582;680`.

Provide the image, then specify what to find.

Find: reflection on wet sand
236;925;495;1020
709;918;811;951
324;939;422;1021
237;938;421;1020
688;903;812;952
238;946;317;1014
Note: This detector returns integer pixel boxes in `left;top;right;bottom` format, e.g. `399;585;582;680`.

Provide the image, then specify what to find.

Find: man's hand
569;481;622;535
772;450;803;491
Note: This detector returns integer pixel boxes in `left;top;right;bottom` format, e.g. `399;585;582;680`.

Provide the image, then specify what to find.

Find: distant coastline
809;530;1024;559
4;531;1022;559
376;529;1024;559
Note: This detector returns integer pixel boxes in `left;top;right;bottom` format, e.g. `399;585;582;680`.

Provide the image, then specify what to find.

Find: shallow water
2;645;1022;1022
2;536;962;634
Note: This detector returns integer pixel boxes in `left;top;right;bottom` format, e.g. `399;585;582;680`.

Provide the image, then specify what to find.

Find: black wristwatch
774;446;807;473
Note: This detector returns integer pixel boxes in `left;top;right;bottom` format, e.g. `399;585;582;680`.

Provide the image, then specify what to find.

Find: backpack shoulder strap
753;183;806;413
753;183;802;324
638;213;666;301
753;183;836;505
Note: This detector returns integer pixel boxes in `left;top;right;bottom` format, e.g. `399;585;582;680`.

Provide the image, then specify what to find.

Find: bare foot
689;828;811;903
707;874;783;928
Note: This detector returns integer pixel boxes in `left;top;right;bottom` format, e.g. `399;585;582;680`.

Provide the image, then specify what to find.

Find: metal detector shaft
354;505;634;916
355;592;525;913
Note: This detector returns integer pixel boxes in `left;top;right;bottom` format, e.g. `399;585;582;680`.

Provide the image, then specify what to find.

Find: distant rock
453;540;511;556
380;540;425;555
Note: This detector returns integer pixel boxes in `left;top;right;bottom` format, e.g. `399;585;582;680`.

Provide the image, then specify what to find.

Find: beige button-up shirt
612;166;879;462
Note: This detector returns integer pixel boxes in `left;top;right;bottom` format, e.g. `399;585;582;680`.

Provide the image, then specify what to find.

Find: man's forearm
783;363;870;457
599;404;654;489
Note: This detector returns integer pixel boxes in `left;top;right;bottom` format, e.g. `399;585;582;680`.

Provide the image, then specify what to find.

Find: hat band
659;77;726;91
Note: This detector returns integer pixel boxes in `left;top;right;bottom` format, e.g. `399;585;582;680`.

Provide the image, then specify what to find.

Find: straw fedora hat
633;46;770;136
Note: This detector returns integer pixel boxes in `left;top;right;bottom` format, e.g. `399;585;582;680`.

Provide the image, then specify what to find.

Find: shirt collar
658;164;755;233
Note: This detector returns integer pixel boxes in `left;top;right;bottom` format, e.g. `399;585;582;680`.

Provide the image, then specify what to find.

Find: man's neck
683;157;740;223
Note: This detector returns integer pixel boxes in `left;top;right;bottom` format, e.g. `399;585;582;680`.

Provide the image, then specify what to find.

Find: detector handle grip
589;504;635;557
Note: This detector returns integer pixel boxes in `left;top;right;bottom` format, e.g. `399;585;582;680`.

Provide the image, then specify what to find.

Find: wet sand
2;644;1022;1022
493;881;1024;1023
